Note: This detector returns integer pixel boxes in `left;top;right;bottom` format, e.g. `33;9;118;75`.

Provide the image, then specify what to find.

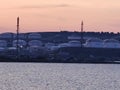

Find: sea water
0;63;119;90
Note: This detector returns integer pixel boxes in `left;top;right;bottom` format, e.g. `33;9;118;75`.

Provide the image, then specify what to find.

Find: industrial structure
0;18;119;63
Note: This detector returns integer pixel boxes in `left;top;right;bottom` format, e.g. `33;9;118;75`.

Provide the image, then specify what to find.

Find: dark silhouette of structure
16;17;19;60
81;21;84;48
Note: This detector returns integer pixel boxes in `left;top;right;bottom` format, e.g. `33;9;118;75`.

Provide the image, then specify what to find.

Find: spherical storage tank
13;40;27;47
28;40;42;47
84;38;103;48
28;33;42;39
103;39;120;48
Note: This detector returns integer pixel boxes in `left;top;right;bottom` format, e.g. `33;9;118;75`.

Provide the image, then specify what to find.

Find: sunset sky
0;0;120;33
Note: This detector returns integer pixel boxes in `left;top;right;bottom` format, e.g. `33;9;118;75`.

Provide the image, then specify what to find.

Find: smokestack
81;21;84;48
17;17;19;34
16;17;19;60
17;17;19;26
81;21;83;32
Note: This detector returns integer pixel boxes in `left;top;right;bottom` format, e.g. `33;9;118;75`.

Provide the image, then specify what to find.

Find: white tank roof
28;40;42;46
45;43;55;47
45;43;55;46
28;33;41;39
104;39;119;43
68;40;81;44
13;40;27;47
86;38;103;42
67;40;81;47
0;47;5;51
8;47;17;50
59;43;69;47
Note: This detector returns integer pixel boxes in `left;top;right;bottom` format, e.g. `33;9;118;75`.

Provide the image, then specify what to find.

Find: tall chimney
16;17;19;60
81;21;84;48
17;17;19;35
81;21;83;32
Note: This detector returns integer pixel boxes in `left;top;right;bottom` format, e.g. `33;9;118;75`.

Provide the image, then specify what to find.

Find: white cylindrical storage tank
58;43;69;48
13;40;27;47
0;40;7;47
8;47;17;50
68;40;81;47
68;35;81;40
50;46;59;51
0;33;13;39
45;43;55;49
28;46;47;58
0;47;6;52
84;38;103;48
14;34;26;39
103;39;120;48
28;33;41;39
28;40;42;47
28;46;40;52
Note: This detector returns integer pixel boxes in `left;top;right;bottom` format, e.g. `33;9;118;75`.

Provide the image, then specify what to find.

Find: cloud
19;4;71;9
